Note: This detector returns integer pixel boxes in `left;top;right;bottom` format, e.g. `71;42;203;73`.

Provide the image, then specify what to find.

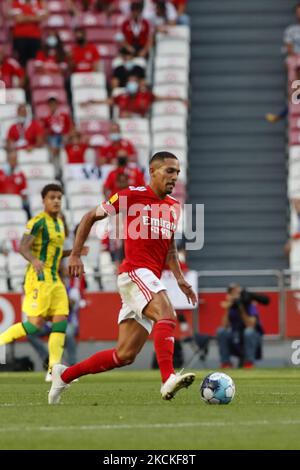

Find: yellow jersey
24;211;65;283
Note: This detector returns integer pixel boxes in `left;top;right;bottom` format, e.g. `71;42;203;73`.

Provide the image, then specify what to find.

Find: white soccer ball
200;372;236;405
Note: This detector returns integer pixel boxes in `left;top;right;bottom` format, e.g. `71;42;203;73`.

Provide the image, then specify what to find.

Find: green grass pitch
1;369;300;450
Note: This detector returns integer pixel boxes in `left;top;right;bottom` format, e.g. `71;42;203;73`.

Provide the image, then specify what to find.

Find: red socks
61;349;124;383
153;318;176;383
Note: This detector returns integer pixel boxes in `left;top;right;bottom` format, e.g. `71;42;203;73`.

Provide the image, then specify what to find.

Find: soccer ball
200;372;235;404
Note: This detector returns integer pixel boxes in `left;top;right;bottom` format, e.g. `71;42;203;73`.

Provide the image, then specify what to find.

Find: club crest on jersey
108;193;119;205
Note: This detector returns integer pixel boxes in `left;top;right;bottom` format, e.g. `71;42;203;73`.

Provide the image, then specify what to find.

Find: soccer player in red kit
48;151;196;404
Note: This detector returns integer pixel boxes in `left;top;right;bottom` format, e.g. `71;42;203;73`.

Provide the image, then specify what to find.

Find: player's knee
116;350;136;365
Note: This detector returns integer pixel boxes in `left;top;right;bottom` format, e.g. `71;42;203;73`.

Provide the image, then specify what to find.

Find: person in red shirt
104;151;145;198
98;122;137;164
42;97;73;160
121;1;152;57
34;33;69;75
7;104;45;150
170;0;189;24
65;129;89;164
0;47;25;88
0;148;30;217
70;27;101;73
49;151;197;405
10;0;49;66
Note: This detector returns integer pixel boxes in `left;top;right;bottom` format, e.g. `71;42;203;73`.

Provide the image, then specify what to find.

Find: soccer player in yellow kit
0;183;87;381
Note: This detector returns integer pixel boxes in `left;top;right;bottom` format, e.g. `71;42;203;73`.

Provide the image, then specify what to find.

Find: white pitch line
1;420;300;433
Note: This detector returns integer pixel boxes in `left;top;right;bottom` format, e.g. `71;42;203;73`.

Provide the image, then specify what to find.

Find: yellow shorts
22;279;69;318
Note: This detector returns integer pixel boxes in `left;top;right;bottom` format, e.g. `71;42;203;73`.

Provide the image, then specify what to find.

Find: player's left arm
166;237;197;305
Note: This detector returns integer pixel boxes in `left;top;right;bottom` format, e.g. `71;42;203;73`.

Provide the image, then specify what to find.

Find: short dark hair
41;183;63;199
149;151;178;165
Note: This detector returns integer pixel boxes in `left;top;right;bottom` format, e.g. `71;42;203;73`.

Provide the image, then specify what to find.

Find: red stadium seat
290;117;300;130
77;12;107;28
290;131;300;146
289;104;300;116
30;74;64;89
86;28;118;44
97;43;118;59
44;14;72;30
32;88;68;106
48;1;70;14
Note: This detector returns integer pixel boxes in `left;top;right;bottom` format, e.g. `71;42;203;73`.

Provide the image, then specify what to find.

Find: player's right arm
68;206;108;278
19;234;44;275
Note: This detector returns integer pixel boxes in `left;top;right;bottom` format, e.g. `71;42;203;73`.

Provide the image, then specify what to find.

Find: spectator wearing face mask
111;46;146;89
6;104;45;151
103;150;145;199
10;0;49;67
34;33;69;75
98;122;137;164
70;27;101;73
83;74;187;117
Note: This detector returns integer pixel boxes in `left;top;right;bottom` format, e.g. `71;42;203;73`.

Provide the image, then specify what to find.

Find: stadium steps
187;0;294;281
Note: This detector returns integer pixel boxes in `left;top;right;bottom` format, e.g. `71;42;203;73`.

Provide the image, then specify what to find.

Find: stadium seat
45;14;72;29
0;224;24;242
0;194;23;210
0;104;18;121
65;179;103;196
0;253;8;293
32;89;68;106
156;25;191;42
79;120;111;136
85;238;102;269
88;134;107;147
86;28;118;44
47;1;70;14
5;88;26;104
97;43;118;59
56;29;75;45
121;132;151;148
155;55;189;71
118;118;150;134
156;40;190;58
71;72;106;89
151;115;186;133
72;87;107;104
153;132;187;150
76;12;107;28
73;103;110;122
26;179;61;196
154;68;188;86
154;84;188;100
17;148;49;164
30;74;64;89
68;194;100;211
0;148;7;164
19;163;56;180
0;209;27;226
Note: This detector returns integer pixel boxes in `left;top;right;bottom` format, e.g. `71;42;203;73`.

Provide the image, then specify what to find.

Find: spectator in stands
121;1;152;58
70;27;101;73
143;0;177;25
34;33;69;76
111;46;146;89
216;284;268;369
65;128;89;164
171;0;189;25
152;0;177;32
103;149;145;198
9;0;49;67
6;104;45;151
0;47;25;88
284;3;300;56
86;74;187;117
42;96;73;161
0;149;30;217
98;122;137;164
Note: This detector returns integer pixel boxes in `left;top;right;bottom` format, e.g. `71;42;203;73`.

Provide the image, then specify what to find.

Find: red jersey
7;120;44;149
100;138;137;162
34;50;68;73
114;91;154;117
0;57;24;88
0;168;27;196
102;185;180;278
11;0;44;39
42;111;72;136
65;143;88;163
71;44;100;72
121;18;150;49
104;166;145;197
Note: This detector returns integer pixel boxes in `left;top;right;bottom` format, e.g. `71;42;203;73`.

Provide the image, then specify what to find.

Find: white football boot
160;371;196;400
48;364;69;405
45;370;52;383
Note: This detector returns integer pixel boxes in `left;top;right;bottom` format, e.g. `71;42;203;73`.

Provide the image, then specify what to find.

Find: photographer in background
217;284;269;369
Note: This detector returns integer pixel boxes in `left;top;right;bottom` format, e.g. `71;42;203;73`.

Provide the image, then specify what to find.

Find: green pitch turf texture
0;369;300;450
